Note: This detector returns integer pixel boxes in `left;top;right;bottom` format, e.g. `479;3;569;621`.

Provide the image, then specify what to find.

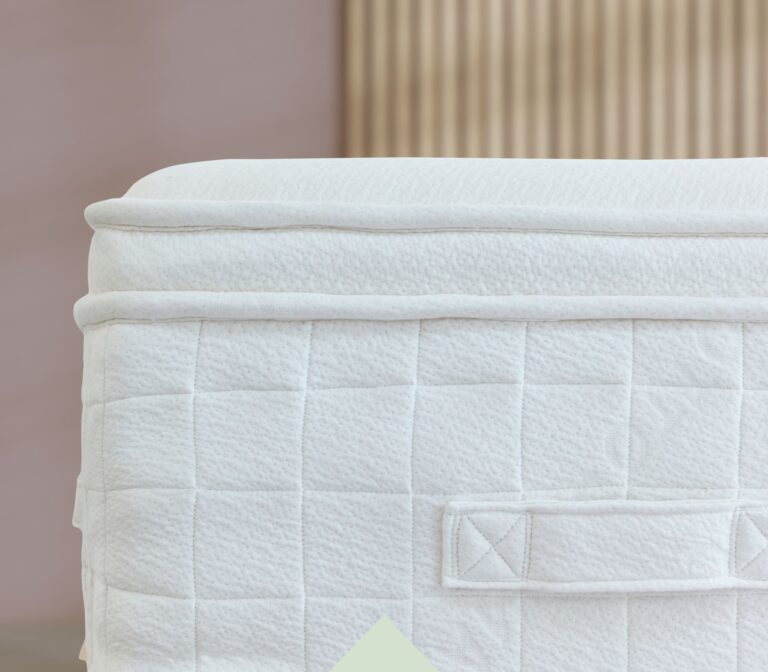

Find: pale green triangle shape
331;617;438;672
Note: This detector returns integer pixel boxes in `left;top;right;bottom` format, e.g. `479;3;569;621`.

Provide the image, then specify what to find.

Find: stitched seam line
518;323;529;493
736;591;740;672
409;320;421;640
523;512;533;580
625;319;635;498
299;322;314;672
625;596;631;672
736;322;745;497
730;508;741;575
90;379;751;406
191;321;203;672
80;315;768;331
100;325;111;672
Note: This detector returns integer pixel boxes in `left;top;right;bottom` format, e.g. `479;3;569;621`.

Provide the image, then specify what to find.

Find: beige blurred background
2;1;766;670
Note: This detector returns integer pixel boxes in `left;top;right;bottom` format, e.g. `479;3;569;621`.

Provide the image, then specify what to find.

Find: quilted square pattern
419;319;525;385
106;489;194;598
104;394;194;489
107;589;195;672
522;596;626;672
523;384;628;490
105;322;199;401
195;390;303;490
633;321;742;388
740;390;768;490
196;321;309;392
739;593;768;672
303;386;413;492
413;596;521;672
526;320;631;384
630;386;740;489
305;598;410;672
308;320;419;388
629;594;736;672
303;492;411;598
197;598;303;672
743;323;768;390
195;491;301;599
78;316;768;671
413;384;521;493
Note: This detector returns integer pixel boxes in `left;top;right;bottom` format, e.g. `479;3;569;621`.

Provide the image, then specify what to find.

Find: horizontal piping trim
85;199;768;236
75;292;768;330
443;500;768;594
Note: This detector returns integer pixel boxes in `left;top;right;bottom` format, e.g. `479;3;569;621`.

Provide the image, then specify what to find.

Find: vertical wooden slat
465;0;484;156
417;0;437;156
759;0;768;156
648;0;667;158
579;0;598;157
531;0;552;157
670;0;691;158
718;0;737;157
601;0;621;158
344;0;366;156
393;0;412;156
369;0;390;155
487;0;506;157
624;0;644;158
694;0;713;158
440;0;459;156
510;0;529;157
344;0;766;159
555;0;575;158
742;0;760;157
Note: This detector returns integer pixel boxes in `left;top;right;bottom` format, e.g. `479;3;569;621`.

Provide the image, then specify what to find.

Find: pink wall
0;0;341;624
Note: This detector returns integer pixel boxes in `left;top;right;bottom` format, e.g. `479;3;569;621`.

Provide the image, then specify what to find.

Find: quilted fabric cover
74;159;768;672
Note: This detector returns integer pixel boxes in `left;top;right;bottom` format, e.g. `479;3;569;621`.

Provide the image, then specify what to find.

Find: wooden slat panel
343;0;366;156
344;0;768;158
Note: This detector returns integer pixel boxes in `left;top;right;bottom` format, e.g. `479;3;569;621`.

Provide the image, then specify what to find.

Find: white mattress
75;158;768;672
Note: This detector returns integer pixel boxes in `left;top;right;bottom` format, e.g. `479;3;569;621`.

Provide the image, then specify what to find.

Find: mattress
74;158;768;672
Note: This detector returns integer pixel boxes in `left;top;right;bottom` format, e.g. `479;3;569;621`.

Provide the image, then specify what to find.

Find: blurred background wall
346;0;768;158
0;1;340;669
2;0;767;670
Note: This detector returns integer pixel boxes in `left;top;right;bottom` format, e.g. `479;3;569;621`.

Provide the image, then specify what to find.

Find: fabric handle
442;500;768;593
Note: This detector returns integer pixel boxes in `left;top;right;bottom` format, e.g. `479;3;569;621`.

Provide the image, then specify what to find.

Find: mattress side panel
78;315;768;671
87;229;768;297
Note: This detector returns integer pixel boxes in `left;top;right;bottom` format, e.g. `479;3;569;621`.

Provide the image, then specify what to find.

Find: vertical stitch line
736;322;745;497
625;320;635;672
518;322;529;496
625;595;631;672
735;590;740;672
101;325;112;671
191;321;203;672
523;512;532;580
299;322;314;672
518;321;528;672
454;514;462;579
729;505;740;577
519;582;525;672
409;320;422;642
624;320;635;499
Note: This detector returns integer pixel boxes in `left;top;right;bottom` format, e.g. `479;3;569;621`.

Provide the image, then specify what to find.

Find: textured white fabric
443;500;768;592
75;159;768;672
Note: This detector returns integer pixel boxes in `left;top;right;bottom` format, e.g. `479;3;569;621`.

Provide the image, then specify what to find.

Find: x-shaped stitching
739;513;768;574
460;515;524;578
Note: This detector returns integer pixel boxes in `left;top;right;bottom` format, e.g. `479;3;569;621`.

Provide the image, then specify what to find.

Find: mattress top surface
77;157;768;328
121;157;768;209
